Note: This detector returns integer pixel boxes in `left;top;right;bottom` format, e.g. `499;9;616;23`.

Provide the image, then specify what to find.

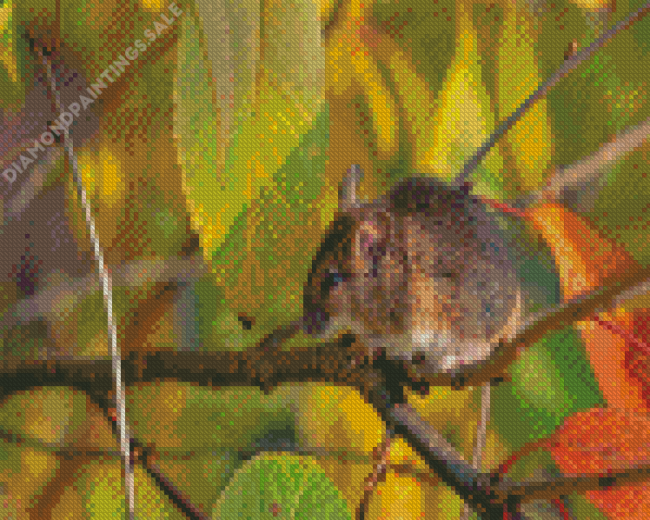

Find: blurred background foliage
0;0;649;518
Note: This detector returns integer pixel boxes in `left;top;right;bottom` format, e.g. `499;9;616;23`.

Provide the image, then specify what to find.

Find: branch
0;335;372;408
408;264;650;389
6;258;648;392
494;460;650;505
4;340;650;512
1;270;650;514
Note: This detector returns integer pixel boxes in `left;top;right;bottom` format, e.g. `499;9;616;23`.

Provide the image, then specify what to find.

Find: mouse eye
437;271;457;281
324;268;346;291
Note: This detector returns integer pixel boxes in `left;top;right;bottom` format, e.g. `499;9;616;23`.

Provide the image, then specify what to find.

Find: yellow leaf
326;23;399;159
291;384;385;454
0;2;17;84
359;23;438;176
423;7;499;180
569;0;613;10
367;471;423;520
406;386;478;457
138;0;168;10
97;147;124;206
497;6;551;187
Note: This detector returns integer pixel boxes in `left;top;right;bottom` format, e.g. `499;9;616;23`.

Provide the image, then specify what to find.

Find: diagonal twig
410;264;650;389
456;0;650;187
356;430;393;519
523;115;650;212
460;383;492;520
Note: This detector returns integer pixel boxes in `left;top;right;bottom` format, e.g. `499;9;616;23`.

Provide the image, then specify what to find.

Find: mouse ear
339;164;364;210
353;219;382;272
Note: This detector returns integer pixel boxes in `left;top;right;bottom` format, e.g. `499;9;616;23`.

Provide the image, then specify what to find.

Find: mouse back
304;169;523;376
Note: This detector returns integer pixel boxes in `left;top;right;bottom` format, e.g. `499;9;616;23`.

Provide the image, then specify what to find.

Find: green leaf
128;383;294;451
212;453;352;520
421;7;502;184
211;107;330;347
586;144;650;266
493;328;603;450
183;0;325;261
50;459;185;519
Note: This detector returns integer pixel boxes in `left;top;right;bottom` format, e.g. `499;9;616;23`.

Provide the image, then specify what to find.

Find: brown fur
304;176;522;375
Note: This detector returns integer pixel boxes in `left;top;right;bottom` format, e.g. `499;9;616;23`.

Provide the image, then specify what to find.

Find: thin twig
456;0;650;186
0;255;208;341
38;50;136;520
525;115;650;211
356;430;393;520
473;385;491;475
460;383;492;520
386;403;500;518
411;264;650;388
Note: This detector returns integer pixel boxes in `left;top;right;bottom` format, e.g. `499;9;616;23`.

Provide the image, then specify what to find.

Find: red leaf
503;408;650;519
549;408;650;475
592;312;650;410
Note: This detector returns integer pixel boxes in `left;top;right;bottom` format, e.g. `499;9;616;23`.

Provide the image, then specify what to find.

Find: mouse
302;165;524;378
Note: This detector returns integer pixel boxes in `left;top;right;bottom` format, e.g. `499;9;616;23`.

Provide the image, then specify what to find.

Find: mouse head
303;166;523;376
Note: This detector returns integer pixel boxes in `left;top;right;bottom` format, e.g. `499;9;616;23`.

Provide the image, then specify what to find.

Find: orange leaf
525;203;638;300
548;408;650;520
628;311;650;405
589;311;650;411
578;317;649;412
525;203;648;411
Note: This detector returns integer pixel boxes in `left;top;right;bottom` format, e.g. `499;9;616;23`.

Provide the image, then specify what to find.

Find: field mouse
303;165;523;378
